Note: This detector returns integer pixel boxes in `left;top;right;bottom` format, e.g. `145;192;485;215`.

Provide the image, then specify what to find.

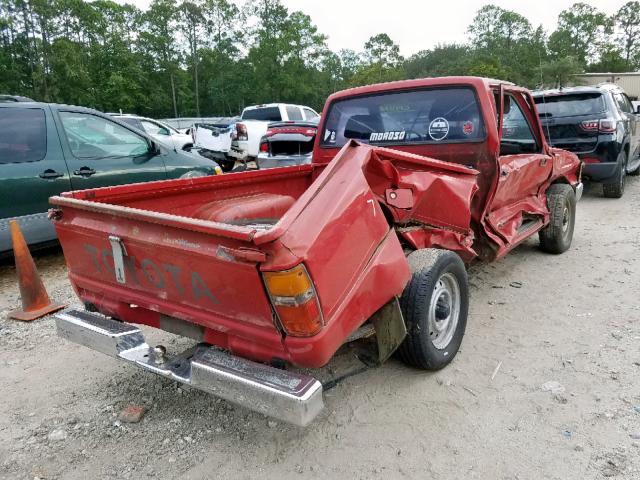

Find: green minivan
0;102;222;255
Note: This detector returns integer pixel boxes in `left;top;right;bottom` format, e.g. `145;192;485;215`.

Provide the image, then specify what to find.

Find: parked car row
3;80;639;259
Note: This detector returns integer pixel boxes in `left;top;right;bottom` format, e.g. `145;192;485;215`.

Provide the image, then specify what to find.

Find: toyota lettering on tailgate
82;244;218;304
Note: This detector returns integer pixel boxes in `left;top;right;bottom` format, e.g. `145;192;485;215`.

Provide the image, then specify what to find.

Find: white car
111;114;194;151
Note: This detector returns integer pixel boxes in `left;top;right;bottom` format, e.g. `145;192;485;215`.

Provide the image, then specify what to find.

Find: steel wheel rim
428;272;461;350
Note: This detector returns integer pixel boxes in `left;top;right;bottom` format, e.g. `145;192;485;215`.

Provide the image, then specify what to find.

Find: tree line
1;0;639;118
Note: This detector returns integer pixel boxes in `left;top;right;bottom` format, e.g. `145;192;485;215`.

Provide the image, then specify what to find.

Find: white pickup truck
193;103;319;170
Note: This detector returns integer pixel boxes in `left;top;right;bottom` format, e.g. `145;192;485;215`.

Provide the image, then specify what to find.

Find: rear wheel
603;152;627;198
397;249;468;370
539;184;576;254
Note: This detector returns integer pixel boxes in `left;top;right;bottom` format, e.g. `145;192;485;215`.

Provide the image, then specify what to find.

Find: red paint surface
50;76;581;368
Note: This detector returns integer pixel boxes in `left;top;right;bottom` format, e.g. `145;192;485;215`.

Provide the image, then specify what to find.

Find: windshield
321;87;485;148
534;93;605;118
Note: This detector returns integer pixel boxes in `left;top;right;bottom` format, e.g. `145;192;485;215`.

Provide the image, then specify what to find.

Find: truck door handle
73;167;96;177
39;169;64;180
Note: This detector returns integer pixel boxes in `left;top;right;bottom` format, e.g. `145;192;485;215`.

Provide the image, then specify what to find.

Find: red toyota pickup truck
50;77;582;426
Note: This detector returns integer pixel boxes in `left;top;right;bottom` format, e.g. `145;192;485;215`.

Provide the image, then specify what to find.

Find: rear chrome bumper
55;309;323;426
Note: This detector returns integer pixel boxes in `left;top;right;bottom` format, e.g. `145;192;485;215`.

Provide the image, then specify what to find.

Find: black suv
533;84;640;198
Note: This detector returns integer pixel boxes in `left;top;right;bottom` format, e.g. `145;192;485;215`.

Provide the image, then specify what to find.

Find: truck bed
50;142;478;368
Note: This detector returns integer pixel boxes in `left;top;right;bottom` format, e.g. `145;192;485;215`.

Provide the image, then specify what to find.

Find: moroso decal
428;117;449;141
370;131;406;142
82;244;218;304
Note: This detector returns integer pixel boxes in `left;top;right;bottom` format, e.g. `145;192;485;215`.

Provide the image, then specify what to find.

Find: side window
615;93;632;114
0;108;47;164
303;108;318;121
59;112;149;159
285;106;304;121
118;117;145;131
501;95;538;154
141;120;170;136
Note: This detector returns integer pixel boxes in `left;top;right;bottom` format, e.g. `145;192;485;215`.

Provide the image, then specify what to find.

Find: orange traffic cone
8;220;65;321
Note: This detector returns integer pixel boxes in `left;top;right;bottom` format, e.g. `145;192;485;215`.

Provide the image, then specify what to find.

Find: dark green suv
0;102;222;255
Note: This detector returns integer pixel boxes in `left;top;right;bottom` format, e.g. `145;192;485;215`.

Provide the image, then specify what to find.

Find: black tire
231;164;247;173
603;152;627;198
539;184;576;254
219;160;236;172
397;249;469;370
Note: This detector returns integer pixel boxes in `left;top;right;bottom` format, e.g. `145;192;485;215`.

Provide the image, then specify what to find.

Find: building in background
574;72;640;100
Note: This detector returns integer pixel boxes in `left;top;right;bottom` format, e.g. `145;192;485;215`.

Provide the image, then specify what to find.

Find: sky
122;0;629;56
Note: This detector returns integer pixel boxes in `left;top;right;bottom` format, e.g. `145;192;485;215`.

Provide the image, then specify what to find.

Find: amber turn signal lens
263;265;312;297
263;264;323;337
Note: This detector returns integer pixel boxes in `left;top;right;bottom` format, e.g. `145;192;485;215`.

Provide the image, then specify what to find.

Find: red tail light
580;119;616;133
235;123;248;141
266;127;317;137
260;141;269;153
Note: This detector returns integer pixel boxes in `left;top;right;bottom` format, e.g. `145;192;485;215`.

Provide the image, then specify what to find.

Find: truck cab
314;77;582;259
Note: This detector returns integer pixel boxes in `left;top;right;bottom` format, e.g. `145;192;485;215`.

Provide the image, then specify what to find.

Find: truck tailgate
50;194;284;354
193;124;233;153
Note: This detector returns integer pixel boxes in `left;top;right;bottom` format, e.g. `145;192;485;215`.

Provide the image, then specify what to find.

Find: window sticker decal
462;121;474;136
324;129;336;143
370;131;406;142
428;117;449;141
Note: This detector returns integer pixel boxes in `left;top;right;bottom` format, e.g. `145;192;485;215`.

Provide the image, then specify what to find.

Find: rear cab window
242;107;282;121
320;87;485;148
534;93;606;118
0;108;47;164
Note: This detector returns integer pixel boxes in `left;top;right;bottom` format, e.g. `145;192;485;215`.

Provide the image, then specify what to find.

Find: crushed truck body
50;76;582;425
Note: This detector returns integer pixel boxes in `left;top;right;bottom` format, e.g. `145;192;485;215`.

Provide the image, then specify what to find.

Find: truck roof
325;76;515;103
242;103;310;111
532;83;625;98
0;101;104;114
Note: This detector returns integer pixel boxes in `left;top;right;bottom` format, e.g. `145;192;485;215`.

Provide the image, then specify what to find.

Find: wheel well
550;177;570;185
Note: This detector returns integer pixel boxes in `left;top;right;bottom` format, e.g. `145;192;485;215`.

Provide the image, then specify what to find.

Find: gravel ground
1;178;639;480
